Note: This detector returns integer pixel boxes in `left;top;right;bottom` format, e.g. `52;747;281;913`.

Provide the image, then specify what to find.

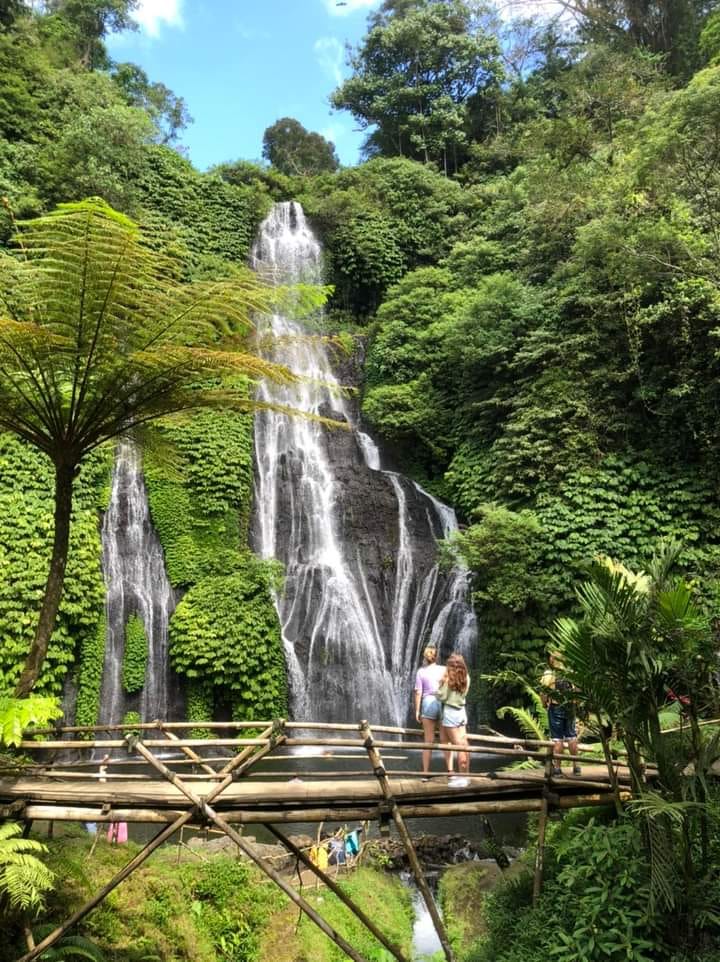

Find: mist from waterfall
251;201;477;726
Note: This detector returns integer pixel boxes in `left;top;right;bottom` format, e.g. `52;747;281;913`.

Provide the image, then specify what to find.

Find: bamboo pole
132;739;373;962
18;737;270;750
157;722;218;777
265;824;410;962
17;818;196;962
533;746;554;903
360;721;454;962
12;791;631;827
24;719;632;755
17;723;282;962
533;797;548;903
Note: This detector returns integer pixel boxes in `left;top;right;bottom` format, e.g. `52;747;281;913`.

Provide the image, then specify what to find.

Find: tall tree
0;199;313;696
330;0;502;170
261;117;339;176
111;62;192;145
47;0;139;68
0;0;27;29
559;0;719;76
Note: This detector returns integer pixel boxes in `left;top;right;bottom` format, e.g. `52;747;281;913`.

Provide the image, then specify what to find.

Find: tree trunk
15;462;75;697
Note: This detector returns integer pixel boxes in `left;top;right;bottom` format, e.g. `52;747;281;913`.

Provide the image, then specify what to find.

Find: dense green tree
46;0;138;68
0;199;311;696
303;156;467;314
261;117;339;176
0;0;26;30
330;0;503;169
566;0;718;76
111;62;192;144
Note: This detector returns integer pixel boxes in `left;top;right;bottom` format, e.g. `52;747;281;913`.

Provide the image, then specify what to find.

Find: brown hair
422;645;437;665
446;653;468;693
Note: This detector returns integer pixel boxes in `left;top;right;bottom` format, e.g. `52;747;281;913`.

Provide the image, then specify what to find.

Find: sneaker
421;776;431;782
552;766;562;776
448;776;470;788
572;764;582;775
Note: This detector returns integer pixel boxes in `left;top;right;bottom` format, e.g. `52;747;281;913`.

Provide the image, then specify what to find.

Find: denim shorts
442;705;467;728
548;705;576;740
420;694;441;721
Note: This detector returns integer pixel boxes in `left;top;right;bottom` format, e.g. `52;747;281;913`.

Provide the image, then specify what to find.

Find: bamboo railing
4;716;641;962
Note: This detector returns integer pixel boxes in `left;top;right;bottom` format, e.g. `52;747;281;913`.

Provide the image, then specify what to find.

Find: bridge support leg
16;723;279;962
359;720;455;962
132;737;375;962
533;797;549;903
265;823;411;962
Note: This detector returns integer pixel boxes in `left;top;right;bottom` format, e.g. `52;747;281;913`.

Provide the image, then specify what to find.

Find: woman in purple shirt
414;645;446;778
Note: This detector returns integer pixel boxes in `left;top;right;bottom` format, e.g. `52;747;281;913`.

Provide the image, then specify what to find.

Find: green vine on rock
0;435;109;697
74;614;106;729
122;613;148;695
169;559;287;722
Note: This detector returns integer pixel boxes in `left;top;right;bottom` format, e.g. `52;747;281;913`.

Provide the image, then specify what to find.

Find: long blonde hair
422;645;437;665
446;653;468;693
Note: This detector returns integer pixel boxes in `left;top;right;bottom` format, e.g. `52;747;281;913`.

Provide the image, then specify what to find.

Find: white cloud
133;0;184;37
323;0;380;16
314;36;344;86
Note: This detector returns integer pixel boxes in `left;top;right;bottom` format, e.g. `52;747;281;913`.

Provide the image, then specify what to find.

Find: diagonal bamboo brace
132;734;374;962
265;823;410;962
15;723;280;962
359;720;455;962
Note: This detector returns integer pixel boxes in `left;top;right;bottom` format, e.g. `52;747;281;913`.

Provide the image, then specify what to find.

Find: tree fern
0;199;331;694
0;822;54;913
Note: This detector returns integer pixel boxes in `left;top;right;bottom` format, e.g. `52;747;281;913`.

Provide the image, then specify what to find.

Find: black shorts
548;705;576;740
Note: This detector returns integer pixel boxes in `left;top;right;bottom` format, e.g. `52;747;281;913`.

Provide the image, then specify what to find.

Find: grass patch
258;866;413;962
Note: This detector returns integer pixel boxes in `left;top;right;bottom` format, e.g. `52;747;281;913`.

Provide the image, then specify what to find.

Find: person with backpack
540;651;581;776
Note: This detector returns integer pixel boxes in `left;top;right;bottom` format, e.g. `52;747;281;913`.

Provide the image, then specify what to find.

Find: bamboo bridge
1;719;644;962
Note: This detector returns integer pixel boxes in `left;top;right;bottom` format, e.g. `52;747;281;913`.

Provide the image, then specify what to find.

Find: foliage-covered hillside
3;0;720;719
298;3;720;701
0;0;284;722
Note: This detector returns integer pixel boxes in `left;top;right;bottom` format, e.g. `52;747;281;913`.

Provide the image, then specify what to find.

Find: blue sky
107;0;383;170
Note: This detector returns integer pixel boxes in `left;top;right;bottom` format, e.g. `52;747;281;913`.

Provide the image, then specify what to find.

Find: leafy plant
0;822;54;914
33;926;106;961
122;614;147;695
0;693;62;747
0;198;316;696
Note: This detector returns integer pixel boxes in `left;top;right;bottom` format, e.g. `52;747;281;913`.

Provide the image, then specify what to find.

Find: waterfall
97;442;177;727
251;201;477;726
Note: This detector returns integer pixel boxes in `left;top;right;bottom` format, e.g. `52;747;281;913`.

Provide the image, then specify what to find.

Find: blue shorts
420;694;441;721
441;705;467;728
548;705;576;740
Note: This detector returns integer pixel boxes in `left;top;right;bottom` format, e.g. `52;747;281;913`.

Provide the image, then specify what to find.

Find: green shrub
169;560;286;721
122;615;147;695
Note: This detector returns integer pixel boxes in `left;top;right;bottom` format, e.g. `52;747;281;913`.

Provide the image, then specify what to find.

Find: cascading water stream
97;442;176;728
251;201;477;726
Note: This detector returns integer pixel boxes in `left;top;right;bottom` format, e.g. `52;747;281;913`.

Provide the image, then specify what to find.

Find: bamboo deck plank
0;765;630;812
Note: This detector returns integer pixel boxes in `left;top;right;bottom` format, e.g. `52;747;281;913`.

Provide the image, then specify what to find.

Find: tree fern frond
0;822;53;913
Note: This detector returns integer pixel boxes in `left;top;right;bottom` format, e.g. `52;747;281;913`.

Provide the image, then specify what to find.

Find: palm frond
497;705;547;741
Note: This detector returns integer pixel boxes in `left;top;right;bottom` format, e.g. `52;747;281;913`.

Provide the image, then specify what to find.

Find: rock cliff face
251;202;476;727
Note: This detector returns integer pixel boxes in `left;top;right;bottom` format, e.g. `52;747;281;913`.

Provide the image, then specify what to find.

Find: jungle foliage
303;0;720;690
0;1;289;725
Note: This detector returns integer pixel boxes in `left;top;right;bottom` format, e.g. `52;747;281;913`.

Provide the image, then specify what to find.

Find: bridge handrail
20;718;634;759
